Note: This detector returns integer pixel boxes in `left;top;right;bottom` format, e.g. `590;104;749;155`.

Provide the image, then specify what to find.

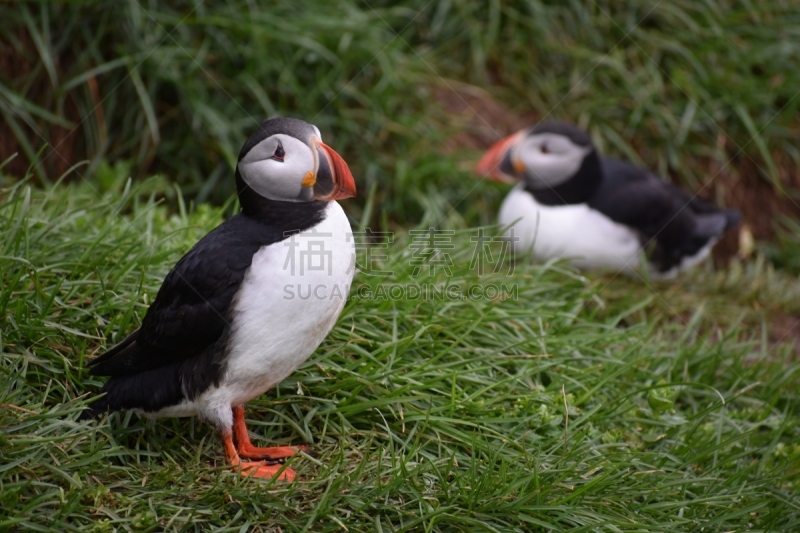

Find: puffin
80;117;357;481
476;121;741;278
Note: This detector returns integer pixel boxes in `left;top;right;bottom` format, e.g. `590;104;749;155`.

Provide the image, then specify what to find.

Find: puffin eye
540;143;550;154
271;142;285;162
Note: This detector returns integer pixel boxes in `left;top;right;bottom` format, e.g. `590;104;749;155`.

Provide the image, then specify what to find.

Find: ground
0;179;798;531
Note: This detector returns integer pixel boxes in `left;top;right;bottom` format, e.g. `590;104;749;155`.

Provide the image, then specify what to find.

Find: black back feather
589;157;741;272
83;199;327;418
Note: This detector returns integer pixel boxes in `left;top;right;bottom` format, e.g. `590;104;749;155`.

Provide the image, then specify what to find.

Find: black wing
88;214;283;378
80;198;331;420
590;158;740;271
80;215;283;419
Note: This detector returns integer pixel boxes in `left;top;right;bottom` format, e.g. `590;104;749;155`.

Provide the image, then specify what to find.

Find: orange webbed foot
222;428;298;482
237;443;309;461
221;405;308;481
239;461;297;482
233;405;310;462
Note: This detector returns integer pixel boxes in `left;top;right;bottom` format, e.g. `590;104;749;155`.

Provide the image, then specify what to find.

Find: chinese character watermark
281;226;522;301
348;228;394;276
283;228;333;275
469;227;518;275
409;228;455;277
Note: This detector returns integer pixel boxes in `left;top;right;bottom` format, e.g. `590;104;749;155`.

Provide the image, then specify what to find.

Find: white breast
154;202;354;424
222;201;354;399
498;184;642;273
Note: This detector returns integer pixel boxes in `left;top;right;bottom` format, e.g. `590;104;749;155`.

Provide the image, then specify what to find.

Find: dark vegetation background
2;0;799;250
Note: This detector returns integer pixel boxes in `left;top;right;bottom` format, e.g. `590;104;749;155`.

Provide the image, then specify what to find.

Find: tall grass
2;1;799;225
409;0;800;187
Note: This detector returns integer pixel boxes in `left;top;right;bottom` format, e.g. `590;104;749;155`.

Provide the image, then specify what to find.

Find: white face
237;132;320;202
514;133;592;189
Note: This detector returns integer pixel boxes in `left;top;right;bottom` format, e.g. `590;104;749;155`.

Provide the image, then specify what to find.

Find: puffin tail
693;209;741;243
721;208;742;231
678;210;737;258
694;214;725;240
78;395;109;422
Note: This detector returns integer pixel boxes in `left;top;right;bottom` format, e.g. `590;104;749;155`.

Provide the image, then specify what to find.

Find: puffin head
476;121;601;204
236;117;356;209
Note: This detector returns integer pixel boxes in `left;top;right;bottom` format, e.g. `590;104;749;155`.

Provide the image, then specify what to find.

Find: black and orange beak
476;132;525;183
314;141;357;201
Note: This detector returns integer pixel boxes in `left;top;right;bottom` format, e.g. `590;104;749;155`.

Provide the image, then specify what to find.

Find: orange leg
221;430;296;481
232;405;309;460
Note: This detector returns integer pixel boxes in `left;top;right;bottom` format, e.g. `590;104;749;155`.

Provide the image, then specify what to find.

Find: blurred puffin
81;117;357;481
476;121;740;278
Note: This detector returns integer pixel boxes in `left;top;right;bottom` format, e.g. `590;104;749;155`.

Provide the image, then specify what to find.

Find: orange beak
315;141;357;201
476;132;524;183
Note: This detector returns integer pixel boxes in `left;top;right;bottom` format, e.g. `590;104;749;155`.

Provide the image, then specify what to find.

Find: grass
2;0;799;226
764;215;800;276
2;1;800;530
1;175;799;531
